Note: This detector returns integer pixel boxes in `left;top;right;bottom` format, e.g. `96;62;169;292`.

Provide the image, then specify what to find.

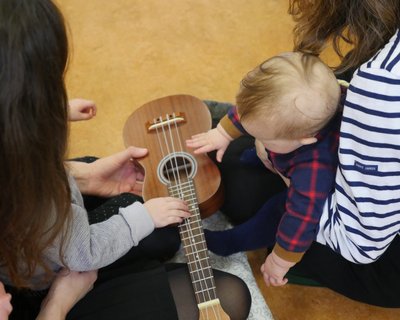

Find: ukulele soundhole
157;152;197;185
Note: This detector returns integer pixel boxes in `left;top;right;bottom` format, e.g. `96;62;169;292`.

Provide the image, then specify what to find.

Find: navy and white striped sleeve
317;30;400;264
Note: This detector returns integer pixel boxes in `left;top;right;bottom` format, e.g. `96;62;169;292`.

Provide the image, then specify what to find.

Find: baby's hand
68;98;97;121
260;251;295;287
144;197;191;227
186;124;232;162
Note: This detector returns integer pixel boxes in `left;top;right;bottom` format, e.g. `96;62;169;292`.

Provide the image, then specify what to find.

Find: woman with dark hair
212;0;400;307
287;0;400;306
0;0;251;319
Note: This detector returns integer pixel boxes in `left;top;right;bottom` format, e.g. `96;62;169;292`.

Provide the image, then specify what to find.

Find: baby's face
242;119;304;154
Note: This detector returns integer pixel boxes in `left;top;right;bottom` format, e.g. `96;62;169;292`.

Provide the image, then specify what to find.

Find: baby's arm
186;123;233;162
68;99;97;121
260;251;296;287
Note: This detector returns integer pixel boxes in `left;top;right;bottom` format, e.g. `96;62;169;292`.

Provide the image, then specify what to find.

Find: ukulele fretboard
168;179;218;304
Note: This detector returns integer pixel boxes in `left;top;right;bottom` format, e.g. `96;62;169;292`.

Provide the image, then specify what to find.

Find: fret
180;235;206;243
180;219;202;227
185;258;209;266
169;189;195;197
185;255;209;265
168;185;194;193
179;223;201;232
184;246;208;253
180;216;202;223
183;244;208;251
189;267;213;275
192;275;214;283
169;183;192;191
191;274;214;285
181;225;201;231
195;287;216;294
179;224;203;233
184;251;208;260
180;230;203;237
180;233;203;239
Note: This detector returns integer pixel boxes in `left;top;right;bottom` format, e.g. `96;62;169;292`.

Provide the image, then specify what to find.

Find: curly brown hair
289;0;400;73
0;0;71;288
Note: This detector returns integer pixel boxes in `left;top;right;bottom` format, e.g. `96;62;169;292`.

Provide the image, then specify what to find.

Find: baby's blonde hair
236;52;340;139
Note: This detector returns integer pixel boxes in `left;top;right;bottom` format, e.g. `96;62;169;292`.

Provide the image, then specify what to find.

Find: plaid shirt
226;106;341;259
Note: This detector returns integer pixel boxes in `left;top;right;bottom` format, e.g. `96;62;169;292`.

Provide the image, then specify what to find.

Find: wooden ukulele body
123;94;223;217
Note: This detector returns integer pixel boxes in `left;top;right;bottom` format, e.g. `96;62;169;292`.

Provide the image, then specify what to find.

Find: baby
187;52;344;286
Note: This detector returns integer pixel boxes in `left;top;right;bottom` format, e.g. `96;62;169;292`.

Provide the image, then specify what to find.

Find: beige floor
58;0;400;319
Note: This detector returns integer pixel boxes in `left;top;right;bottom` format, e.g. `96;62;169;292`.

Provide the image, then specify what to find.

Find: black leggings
65;262;251;320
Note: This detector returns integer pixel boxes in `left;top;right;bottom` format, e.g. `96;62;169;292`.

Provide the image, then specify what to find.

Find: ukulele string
154;118;166;160
170;113;220;319
157;116;180;185
166;113;184;192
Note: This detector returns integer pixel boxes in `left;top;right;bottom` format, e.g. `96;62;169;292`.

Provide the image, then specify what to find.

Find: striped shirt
317;30;400;264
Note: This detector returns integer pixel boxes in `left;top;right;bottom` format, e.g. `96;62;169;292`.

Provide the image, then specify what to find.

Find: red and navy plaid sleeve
271;114;340;254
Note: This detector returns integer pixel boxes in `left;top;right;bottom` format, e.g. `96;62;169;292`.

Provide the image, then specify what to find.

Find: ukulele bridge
146;112;186;132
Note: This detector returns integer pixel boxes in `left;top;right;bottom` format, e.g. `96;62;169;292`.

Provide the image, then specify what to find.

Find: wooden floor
58;0;400;318
247;249;400;320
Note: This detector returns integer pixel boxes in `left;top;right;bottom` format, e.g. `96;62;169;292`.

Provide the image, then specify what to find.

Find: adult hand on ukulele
68;147;147;197
186;124;233;162
260;250;295;287
68;98;97;121
144;197;191;227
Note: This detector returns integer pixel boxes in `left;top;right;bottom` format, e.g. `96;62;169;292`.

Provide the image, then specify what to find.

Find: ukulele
123;95;230;319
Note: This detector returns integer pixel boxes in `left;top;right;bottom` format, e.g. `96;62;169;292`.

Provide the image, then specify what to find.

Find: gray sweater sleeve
46;177;155;271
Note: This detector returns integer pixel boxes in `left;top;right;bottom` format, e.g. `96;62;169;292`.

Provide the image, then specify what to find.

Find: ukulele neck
168;179;218;304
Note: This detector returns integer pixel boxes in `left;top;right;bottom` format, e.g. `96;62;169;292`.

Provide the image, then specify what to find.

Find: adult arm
36;270;97;320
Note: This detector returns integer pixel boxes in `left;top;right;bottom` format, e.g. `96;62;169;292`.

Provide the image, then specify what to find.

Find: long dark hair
289;0;400;73
0;0;71;288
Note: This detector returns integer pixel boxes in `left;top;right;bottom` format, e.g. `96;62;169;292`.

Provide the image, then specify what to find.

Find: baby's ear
299;137;317;146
